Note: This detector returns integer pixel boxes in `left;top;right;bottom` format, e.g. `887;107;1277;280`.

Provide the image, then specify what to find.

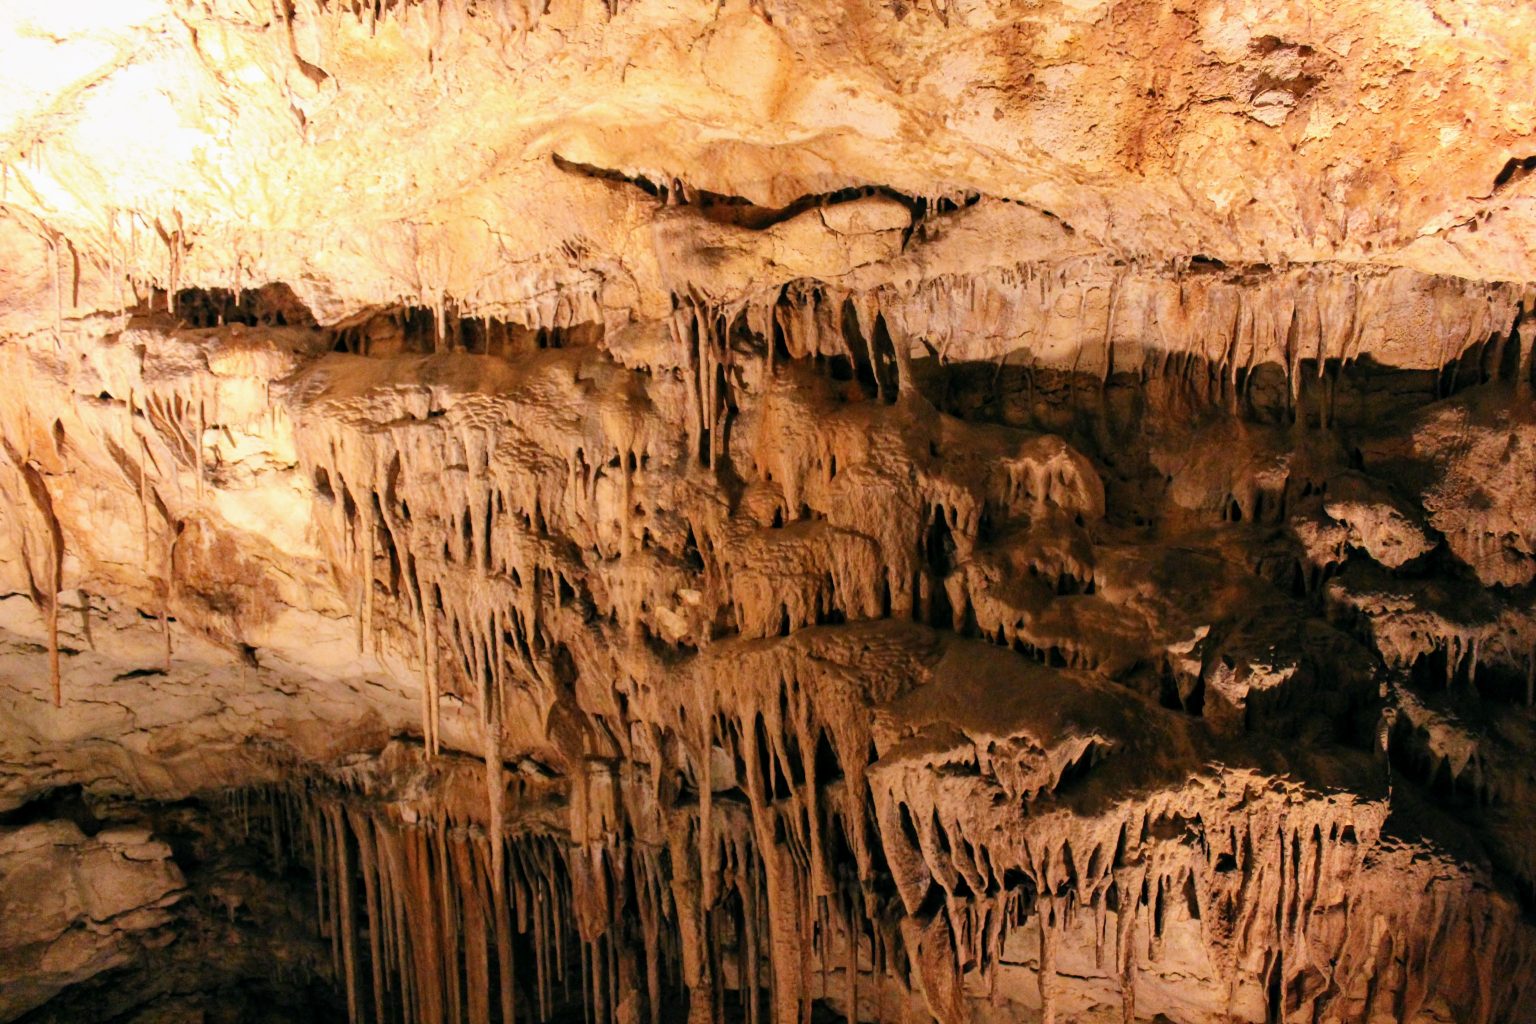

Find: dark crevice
1492;155;1536;194
553;152;926;229
0;785;102;836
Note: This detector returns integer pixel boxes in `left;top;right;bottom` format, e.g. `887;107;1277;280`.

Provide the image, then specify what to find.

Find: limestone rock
0;821;183;1020
1;1;1535;1022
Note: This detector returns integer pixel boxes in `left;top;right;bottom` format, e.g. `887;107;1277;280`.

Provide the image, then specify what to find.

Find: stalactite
194;399;205;502
163;518;175;671
1115;867;1137;1024
48;231;61;344
359;490;375;654
2;439;65;706
334;802;362;1024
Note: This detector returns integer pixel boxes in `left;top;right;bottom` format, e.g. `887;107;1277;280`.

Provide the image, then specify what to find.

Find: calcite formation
2;1;1536;1022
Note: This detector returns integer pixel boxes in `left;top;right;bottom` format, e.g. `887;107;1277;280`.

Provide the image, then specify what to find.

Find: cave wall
2;2;1536;1023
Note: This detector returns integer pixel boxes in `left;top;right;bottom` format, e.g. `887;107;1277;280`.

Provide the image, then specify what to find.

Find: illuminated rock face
2;2;1536;1022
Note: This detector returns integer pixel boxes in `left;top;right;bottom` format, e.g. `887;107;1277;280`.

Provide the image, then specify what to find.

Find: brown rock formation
2;2;1535;1022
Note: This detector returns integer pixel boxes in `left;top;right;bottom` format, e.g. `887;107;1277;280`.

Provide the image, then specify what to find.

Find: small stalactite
163;518;178;672
3;440;65;706
47;231;62;345
195;399;206;502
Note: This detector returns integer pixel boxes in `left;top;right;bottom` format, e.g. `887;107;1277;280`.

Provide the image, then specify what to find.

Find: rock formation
2;1;1536;1021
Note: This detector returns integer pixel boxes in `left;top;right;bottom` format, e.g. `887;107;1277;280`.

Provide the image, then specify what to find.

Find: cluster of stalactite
1;262;1531;722
867;759;1536;1024
218;597;1536;1024
0;331;224;706
662;264;1536;430
224;780;573;1024
245;764;921;1024
0;312;316;708
248;716;1536;1024
272;270;1536;1018
291;277;1536;760
654;214;1536;411
6;229;1536;1021
291;321;1111;768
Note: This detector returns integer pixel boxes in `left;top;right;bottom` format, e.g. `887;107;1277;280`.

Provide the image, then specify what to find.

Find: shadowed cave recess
3;2;1536;1023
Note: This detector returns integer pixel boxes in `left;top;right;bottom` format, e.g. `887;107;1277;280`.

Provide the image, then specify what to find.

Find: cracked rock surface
1;1;1536;1022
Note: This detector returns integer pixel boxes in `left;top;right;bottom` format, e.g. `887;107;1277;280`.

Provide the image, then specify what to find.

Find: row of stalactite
242;778;1089;1024
295;278;1120;761
667;267;1536;419
0;362;202;709
238;779;927;1024
235;782;572;1024
222;758;1536;1024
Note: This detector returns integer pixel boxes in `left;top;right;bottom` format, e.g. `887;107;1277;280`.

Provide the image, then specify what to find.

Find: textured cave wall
2;2;1536;1023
